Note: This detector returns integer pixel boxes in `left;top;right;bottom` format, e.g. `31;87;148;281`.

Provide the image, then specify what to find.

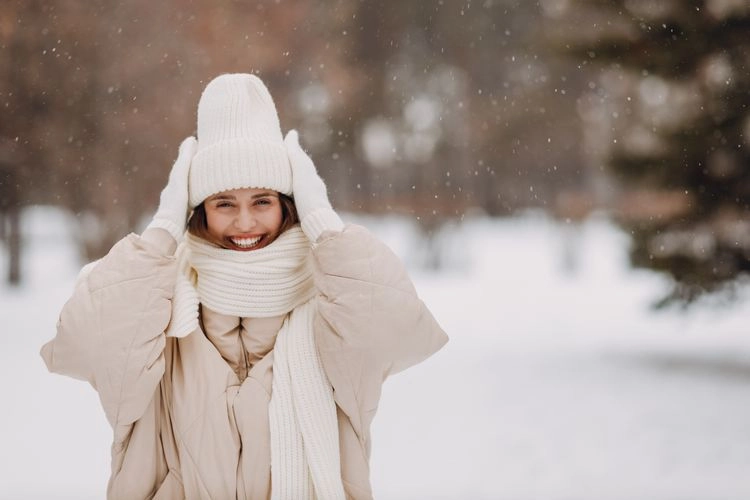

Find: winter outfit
41;74;448;500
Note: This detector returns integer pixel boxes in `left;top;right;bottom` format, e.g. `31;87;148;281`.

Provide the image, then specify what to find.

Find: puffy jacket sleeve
312;224;448;440
40;231;177;430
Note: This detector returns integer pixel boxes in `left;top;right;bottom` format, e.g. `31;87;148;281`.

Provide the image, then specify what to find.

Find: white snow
1;206;749;499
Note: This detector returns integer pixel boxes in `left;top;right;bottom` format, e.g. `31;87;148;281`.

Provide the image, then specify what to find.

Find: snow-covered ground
1;206;749;499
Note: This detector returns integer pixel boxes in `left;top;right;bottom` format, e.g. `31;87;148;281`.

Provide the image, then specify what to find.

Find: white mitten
146;137;198;242
285;130;344;242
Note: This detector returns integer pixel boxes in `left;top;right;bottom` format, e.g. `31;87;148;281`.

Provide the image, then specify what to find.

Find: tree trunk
0;165;21;285
7;206;20;285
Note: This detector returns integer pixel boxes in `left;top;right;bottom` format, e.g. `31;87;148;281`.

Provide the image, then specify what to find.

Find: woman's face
204;188;284;251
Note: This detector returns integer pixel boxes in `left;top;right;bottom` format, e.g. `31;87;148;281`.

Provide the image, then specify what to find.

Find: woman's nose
234;209;257;231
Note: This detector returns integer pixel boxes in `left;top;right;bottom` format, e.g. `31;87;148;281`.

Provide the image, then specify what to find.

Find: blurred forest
549;0;750;305
1;0;750;305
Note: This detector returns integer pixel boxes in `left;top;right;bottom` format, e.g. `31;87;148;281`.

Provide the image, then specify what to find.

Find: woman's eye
216;202;234;208
255;198;271;206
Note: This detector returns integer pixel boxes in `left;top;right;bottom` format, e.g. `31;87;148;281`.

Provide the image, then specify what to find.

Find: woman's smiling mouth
229;235;262;249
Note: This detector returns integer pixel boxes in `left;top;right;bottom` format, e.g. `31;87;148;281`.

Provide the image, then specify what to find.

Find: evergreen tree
551;0;750;305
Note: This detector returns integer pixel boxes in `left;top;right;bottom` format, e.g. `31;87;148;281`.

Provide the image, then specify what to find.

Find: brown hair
187;192;299;248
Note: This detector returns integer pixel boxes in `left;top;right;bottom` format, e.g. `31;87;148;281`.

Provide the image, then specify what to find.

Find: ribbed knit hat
189;73;292;207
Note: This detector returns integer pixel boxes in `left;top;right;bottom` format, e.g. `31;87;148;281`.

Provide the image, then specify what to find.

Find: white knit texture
300;208;345;244
190;73;292;207
186;227;315;318
165;242;200;338
270;299;345;500
164;226;314;336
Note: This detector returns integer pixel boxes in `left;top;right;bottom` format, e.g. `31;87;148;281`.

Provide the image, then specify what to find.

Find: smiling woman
188;188;299;251
39;73;448;500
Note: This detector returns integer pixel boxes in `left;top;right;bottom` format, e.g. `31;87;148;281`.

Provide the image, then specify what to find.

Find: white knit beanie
189;73;292;207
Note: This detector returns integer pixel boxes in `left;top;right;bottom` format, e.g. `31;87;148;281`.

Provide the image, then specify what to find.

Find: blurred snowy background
3;1;750;498
2;207;749;499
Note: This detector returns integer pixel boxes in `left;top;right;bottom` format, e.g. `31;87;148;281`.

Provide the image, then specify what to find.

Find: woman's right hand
146;137;198;242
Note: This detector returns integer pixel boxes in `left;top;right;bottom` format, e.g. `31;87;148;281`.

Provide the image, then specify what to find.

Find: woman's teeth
230;236;262;248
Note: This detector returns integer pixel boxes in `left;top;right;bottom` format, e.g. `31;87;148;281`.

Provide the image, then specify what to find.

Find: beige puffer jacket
41;224;448;500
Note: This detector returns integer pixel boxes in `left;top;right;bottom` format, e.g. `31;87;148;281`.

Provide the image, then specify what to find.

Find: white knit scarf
166;227;345;499
186;228;316;318
270;299;346;500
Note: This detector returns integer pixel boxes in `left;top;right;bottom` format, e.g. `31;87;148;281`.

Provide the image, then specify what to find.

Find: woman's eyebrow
251;192;278;199
208;194;236;201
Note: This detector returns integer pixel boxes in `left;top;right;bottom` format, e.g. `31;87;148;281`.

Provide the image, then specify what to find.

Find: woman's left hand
285;130;343;242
